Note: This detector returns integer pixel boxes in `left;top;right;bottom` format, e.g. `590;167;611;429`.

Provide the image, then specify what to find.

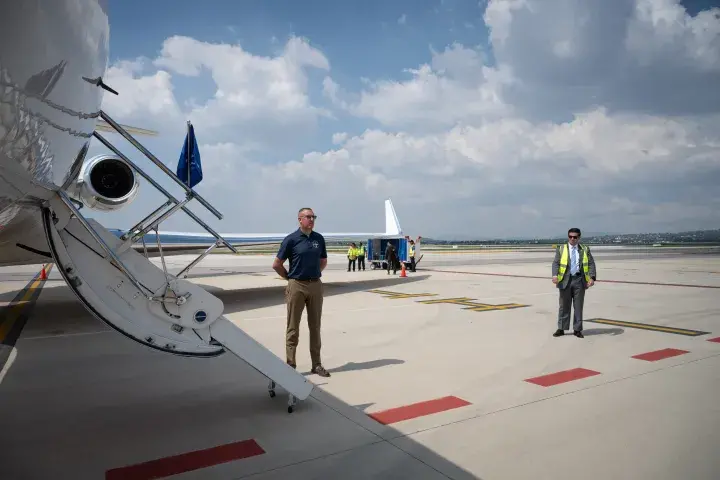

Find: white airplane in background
0;0;404;413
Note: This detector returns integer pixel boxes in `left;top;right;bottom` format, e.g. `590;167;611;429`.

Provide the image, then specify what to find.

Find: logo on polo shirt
312;241;319;248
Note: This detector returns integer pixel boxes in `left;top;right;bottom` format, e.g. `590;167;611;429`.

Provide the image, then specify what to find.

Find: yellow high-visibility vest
358;245;365;256
409;245;415;257
557;243;590;283
348;247;357;259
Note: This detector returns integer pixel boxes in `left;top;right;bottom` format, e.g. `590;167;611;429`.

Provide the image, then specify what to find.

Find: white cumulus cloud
93;0;720;239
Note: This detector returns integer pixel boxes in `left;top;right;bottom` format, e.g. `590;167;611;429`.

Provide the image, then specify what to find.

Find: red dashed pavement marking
105;439;265;480
368;396;472;425
708;337;720;343
631;348;689;362
524;368;601;387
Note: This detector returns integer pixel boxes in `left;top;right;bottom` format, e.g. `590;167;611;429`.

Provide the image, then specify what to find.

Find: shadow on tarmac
300;358;406;376
200;275;433;314
3;295;481;479
21;275;433;335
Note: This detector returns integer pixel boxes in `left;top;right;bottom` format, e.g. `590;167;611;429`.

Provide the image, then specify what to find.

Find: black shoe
574;331;584;338
312;365;331;377
553;329;564;337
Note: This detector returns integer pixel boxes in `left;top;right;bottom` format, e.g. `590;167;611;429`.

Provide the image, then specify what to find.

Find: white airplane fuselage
0;0;109;266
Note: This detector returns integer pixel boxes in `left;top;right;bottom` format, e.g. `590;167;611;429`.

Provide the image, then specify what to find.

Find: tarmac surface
1;247;719;479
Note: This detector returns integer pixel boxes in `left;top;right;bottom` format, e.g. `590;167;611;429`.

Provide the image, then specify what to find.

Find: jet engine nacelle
67;154;139;212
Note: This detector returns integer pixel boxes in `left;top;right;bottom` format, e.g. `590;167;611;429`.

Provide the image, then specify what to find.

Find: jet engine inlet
68;154;139;211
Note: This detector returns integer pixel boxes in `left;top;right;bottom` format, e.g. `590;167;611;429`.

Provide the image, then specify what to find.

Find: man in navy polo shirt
272;207;331;377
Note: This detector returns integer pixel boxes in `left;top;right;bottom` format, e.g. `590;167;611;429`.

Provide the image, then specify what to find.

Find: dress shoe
574;331;584;338
553;329;564;337
312;364;331;377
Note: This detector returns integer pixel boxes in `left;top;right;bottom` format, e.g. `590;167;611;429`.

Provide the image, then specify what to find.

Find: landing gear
288;394;297;413
269;379;298;413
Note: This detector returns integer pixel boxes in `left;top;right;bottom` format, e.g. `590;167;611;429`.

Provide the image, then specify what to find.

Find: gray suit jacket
551;243;597;289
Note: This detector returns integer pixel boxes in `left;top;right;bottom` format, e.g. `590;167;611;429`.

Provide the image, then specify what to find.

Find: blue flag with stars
176;122;203;188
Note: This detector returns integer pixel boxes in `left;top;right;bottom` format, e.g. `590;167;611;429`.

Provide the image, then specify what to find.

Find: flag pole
186;120;191;194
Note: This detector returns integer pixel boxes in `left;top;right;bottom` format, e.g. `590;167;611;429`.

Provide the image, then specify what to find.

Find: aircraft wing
115;198;405;255
95;119;159;137
1;198;404;267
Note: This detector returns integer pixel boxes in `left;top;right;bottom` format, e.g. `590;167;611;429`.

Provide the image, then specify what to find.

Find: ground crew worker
347;242;357;271
408;239;416;272
272;207;331;377
357;242;366;271
551;227;597;339
385;242;398;275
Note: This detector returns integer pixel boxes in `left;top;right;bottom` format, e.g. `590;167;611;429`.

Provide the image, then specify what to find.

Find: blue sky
108;0;492;69
106;0;493;155
94;0;720;239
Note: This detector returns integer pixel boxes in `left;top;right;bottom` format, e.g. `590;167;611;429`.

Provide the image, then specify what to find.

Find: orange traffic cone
400;262;407;278
40;264;47;280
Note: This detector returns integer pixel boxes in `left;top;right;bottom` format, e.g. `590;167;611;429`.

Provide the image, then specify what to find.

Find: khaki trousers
285;279;324;368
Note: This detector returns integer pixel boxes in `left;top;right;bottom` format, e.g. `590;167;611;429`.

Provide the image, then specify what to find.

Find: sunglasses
300;215;317;220
569;235;579;239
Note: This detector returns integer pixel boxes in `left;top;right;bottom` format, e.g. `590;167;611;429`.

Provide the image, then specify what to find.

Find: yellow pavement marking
0;265;52;343
586;318;710;337
416;297;475;304
366;289;437;300
367;290;529;314
417;297;528;312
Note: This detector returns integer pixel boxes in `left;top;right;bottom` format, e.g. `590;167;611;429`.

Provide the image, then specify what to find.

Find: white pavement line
381;351;720;443
22;330;112;341
0;347;17;386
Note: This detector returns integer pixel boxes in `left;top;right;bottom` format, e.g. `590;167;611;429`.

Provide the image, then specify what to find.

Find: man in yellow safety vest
357;242;366;271
347;242;357;271
551;227;596;338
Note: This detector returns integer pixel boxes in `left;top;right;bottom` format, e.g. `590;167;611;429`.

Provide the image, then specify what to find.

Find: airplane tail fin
385;198;402;236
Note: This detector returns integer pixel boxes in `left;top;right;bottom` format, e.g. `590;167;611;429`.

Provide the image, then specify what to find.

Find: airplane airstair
42;111;312;413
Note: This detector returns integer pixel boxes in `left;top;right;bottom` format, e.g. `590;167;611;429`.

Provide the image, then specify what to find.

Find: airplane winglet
385;198;402;236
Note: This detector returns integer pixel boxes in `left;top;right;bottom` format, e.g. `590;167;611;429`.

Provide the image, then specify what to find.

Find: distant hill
418;229;720;245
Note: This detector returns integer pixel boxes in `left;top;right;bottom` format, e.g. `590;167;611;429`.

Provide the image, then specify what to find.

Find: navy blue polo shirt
276;229;327;280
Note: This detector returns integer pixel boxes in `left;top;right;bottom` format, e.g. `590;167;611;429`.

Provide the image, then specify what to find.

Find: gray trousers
557;274;585;331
